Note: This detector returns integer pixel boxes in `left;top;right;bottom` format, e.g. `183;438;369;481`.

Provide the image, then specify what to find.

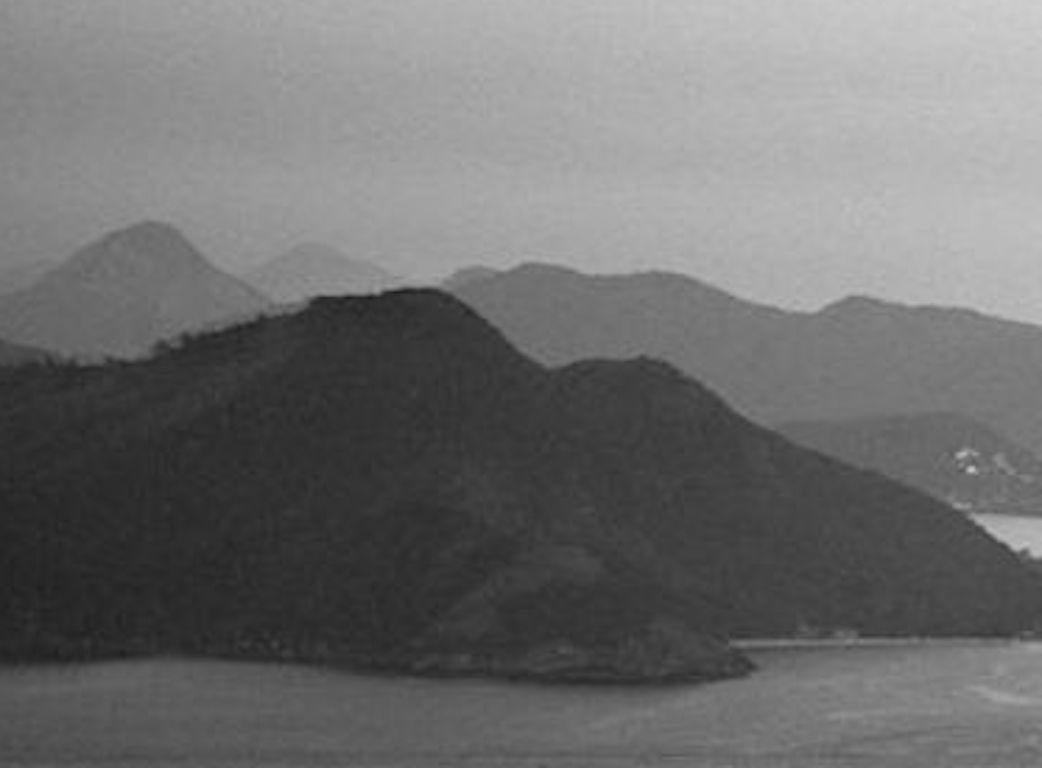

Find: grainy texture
0;291;1038;680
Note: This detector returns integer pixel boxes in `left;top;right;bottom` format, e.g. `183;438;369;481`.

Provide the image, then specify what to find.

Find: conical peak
64;221;211;281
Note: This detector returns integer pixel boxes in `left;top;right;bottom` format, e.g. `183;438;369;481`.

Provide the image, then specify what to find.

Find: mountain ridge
779;412;1042;516
0;222;271;359
243;243;402;303
2;289;1039;682
452;263;1042;454
0;338;47;366
0;259;59;296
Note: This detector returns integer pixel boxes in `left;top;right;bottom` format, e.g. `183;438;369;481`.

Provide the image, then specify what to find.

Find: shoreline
732;636;1024;651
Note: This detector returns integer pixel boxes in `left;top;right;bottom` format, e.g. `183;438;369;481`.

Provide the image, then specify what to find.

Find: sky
4;0;1042;320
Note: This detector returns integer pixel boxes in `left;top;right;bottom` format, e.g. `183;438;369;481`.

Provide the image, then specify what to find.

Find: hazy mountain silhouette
0;222;271;359
452;263;1042;455
243;243;402;303
442;265;500;291
0;338;46;366
780;413;1042;517
0;259;59;295
2;291;1038;680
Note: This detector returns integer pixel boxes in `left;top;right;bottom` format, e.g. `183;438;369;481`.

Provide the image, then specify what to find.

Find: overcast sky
4;0;1042;320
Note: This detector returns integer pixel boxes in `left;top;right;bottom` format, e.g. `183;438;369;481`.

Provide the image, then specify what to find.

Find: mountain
0;222;271;359
243;243;402;303
452;263;1042;456
0;338;47;367
0;259;59;295
2;291;1039;681
441;265;500;291
779;413;1042;516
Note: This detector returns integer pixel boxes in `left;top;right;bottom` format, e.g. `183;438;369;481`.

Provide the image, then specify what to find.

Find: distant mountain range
0;338;47;367
0;222;271;359
1;290;1038;680
243;243;402;303
442;265;500;291
451;263;1042;456
779;413;1042;517
0;259;59;295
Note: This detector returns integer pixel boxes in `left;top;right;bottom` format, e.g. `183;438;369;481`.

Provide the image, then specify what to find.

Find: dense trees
1;291;1039;681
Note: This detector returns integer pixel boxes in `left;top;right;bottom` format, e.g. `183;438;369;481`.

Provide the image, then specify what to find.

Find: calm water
3;643;1042;767
972;512;1042;557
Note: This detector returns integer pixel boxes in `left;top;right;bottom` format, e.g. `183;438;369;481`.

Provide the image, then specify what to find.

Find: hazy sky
4;0;1042;320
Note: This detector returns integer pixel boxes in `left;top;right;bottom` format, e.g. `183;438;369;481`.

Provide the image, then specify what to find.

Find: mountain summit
0;222;270;359
1;290;1038;679
61;221;213;280
243;243;402;303
452;263;1042;455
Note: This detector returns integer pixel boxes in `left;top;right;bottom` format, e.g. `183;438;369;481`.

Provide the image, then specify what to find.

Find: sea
4;641;1042;767
972;512;1042;558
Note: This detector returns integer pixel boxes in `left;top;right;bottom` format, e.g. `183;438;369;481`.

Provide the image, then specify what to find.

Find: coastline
732;636;1023;651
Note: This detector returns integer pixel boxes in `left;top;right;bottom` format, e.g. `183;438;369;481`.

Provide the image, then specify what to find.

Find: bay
3;642;1042;766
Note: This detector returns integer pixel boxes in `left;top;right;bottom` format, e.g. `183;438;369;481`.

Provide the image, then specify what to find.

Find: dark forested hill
452;263;1042;456
779;413;1042;516
1;290;1039;682
0;222;271;359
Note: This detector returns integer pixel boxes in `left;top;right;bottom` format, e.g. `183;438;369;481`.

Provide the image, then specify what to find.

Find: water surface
972;512;1042;557
3;642;1042;767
